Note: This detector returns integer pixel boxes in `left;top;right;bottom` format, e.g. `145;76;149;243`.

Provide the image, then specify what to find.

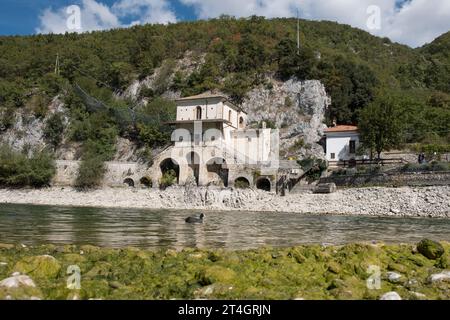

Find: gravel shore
0;185;449;218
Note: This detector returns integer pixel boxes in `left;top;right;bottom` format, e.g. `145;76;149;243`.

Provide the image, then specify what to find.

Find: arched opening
256;178;271;192
207;158;229;187
123;178;135;188
140;177;152;188
159;158;180;189
234;177;250;189
239;116;245;129
196;106;202;120
187;152;200;185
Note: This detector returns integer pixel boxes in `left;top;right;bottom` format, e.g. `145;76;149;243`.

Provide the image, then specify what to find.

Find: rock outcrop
242;79;329;159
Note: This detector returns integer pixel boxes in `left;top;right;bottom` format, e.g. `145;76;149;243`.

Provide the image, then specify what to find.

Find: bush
43;113;65;148
159;169;177;190
234;178;250;189
401;162;450;173
0;145;56;188
298;157;328;181
75;155;106;190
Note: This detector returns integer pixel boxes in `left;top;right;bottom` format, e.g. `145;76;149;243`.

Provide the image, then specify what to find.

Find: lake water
0;204;449;250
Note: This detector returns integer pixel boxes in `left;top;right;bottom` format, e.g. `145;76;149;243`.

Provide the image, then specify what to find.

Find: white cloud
180;0;450;47
36;0;175;34
36;0;450;47
112;0;177;25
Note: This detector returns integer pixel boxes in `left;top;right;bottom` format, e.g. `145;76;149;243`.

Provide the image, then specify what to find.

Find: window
211;136;216;142
239;117;245;129
331;153;336;160
179;136;184;142
349;141;356;154
228;110;232;122
196;106;202;120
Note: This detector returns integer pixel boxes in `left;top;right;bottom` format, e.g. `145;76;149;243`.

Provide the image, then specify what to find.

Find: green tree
44;113;65;148
359;97;403;159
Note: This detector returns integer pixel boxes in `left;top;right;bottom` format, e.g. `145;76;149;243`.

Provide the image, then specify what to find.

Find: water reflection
0;203;449;250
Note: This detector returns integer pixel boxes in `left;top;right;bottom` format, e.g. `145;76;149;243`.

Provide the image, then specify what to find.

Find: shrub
43;113;65;148
0;145;56;188
401;162;450;173
159;169;177;190
298;157;328;181
234;178;250;189
75;155;106;190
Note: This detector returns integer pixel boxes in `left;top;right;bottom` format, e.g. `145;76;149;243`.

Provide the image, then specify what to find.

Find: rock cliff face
242;79;329;159
0;97;67;155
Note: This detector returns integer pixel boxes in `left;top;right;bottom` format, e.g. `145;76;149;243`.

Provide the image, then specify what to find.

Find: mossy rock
62;254;87;265
435;254;450;269
287;248;307;264
14;255;61;279
417;239;445;260
327;262;342;274
85;262;112;279
198;266;236;285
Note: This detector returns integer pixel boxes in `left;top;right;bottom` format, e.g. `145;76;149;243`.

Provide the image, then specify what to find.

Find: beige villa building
145;93;302;192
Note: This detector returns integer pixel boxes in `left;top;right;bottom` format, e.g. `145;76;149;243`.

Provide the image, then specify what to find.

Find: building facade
144;93;298;192
324;125;360;166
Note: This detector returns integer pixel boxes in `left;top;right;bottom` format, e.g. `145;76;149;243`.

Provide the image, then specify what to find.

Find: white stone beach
0;185;448;218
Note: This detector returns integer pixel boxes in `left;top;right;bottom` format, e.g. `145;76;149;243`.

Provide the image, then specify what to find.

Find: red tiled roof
325;125;358;133
176;93;226;101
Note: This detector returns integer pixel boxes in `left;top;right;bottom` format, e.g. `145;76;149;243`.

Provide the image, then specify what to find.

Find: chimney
262;121;267;129
332;119;337;127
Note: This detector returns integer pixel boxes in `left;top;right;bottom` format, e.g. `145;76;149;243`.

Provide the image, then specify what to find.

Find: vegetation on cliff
0;17;448;157
0;241;448;300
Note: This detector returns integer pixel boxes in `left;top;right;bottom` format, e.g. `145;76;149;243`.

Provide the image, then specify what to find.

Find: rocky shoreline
0;185;449;218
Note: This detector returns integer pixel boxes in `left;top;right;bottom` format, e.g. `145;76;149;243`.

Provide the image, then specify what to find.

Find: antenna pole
297;10;300;54
55;53;60;76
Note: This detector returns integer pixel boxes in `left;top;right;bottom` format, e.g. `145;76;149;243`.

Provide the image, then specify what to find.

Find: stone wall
53;160;150;188
320;171;450;188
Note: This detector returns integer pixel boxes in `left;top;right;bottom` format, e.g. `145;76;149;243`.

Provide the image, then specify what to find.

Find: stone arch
123;178;135;188
186;151;201;185
234;177;250;189
140;177;152;188
207;157;229;187
256;177;271;192
159;158;180;184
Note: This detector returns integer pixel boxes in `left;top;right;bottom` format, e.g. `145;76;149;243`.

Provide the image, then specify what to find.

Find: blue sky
0;0;196;36
0;0;448;47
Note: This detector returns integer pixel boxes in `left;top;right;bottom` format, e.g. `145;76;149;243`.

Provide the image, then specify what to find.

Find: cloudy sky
0;0;449;47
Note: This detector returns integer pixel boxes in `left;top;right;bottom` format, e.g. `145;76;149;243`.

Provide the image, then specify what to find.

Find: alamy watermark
66;5;82;31
67;265;81;290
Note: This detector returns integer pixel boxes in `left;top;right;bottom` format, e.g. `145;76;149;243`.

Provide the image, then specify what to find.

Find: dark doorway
256;178;271;192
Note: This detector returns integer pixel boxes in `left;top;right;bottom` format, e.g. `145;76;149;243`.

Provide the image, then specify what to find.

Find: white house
324;125;360;165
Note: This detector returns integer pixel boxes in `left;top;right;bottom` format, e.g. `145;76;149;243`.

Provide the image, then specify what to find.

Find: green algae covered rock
0;243;449;300
198;266;237;285
14;255;61;279
417;239;445;260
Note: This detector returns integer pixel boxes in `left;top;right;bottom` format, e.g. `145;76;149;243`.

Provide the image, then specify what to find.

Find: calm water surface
0;204;449;249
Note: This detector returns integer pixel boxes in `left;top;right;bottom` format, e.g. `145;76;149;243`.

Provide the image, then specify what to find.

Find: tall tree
358;96;403;159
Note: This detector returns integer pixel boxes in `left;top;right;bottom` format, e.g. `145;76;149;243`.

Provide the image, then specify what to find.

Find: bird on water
185;213;205;224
